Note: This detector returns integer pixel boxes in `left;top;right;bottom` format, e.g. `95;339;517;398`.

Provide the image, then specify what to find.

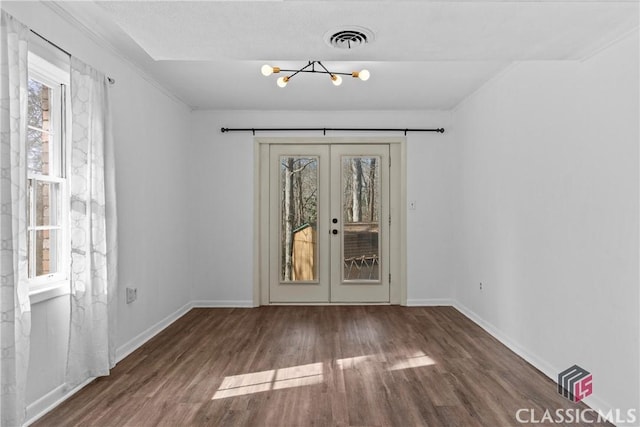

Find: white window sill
29;281;70;305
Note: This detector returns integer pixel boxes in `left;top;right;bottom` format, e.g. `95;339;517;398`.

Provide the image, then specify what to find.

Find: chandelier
261;61;370;88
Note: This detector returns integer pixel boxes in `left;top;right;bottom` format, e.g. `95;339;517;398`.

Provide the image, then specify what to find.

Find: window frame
27;52;71;303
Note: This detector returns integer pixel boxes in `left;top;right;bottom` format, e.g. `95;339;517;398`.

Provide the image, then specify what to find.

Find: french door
268;144;390;303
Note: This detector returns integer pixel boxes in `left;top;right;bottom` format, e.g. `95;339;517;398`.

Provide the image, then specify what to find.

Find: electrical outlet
126;287;137;304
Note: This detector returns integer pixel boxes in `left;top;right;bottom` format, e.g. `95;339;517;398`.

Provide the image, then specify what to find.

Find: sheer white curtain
65;57;117;388
0;11;30;427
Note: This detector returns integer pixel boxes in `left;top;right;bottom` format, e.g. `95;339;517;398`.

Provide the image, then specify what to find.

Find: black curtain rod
221;127;445;136
30;29;115;85
30;29;71;57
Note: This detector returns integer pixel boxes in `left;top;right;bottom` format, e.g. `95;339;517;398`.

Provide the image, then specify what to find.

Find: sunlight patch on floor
212;350;436;399
336;351;436;372
212;362;324;400
388;351;436;371
335;355;372;370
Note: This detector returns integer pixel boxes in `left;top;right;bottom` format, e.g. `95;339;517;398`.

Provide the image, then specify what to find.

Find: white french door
268;144;390;303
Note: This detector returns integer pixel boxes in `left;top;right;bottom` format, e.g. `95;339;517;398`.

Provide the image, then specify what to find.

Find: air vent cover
325;26;374;49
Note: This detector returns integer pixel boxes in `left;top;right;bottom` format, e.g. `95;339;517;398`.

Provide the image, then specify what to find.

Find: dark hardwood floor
33;306;611;426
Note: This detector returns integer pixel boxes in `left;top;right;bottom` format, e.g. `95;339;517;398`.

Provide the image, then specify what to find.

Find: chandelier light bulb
331;74;342;86
358;69;370;81
277;76;289;88
261;64;274;76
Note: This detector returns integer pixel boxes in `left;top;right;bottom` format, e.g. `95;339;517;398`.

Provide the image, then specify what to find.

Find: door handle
332;229;339;235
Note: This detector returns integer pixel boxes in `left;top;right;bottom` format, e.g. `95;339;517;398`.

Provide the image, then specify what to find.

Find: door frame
253;137;407;306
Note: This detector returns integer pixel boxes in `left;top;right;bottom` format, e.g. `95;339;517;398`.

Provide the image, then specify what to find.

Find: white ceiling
52;1;639;110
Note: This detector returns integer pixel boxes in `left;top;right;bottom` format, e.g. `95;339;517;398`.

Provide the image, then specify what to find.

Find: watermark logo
558;365;592;402
515;408;637;425
515;365;636;424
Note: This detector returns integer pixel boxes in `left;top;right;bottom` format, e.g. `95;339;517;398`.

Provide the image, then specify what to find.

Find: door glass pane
342;156;380;281
280;156;319;282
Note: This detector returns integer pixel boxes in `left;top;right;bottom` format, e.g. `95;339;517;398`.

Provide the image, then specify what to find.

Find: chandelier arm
277;69;321;74
316;61;335;76
286;61;316;80
277;69;352;76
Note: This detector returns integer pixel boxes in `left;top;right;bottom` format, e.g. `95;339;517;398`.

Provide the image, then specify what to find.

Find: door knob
332;229;338;235
332;218;338;224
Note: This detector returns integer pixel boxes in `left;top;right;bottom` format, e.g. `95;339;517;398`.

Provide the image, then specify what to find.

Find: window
27;53;70;298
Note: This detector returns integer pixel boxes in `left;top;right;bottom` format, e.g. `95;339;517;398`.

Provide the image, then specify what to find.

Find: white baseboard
451;301;620;425
115;301;193;362
191;300;255;308
24;301;194;426
452;300;558;380
25;377;94;426
406;298;455;306
25;302;193;426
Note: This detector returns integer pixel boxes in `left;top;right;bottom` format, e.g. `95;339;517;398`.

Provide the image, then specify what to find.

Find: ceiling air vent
325;27;374;50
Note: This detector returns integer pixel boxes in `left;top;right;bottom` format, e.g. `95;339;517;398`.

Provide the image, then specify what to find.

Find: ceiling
49;1;638;111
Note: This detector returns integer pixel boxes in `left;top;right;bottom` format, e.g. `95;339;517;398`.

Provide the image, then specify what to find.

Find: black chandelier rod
220;127;445;136
279;61;354;77
285;61;316;79
279;69;355;77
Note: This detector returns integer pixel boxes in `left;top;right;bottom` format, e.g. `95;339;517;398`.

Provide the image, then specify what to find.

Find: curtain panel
65;57;117;388
0;11;31;427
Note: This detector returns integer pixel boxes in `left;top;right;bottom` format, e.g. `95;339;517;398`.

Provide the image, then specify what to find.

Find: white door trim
253;137;407;306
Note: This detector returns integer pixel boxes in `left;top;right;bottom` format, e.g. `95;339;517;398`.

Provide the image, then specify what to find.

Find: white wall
6;1;638;424
189;110;455;304
451;30;639;421
2;2;194;420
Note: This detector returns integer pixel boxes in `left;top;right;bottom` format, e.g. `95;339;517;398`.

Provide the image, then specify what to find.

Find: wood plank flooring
33;306;611;427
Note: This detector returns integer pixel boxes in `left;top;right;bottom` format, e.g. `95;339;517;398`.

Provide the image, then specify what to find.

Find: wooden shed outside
292;224;317;281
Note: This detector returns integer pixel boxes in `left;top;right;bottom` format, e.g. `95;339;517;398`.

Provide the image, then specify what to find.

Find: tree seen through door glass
342;157;380;281
280;156;319;282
